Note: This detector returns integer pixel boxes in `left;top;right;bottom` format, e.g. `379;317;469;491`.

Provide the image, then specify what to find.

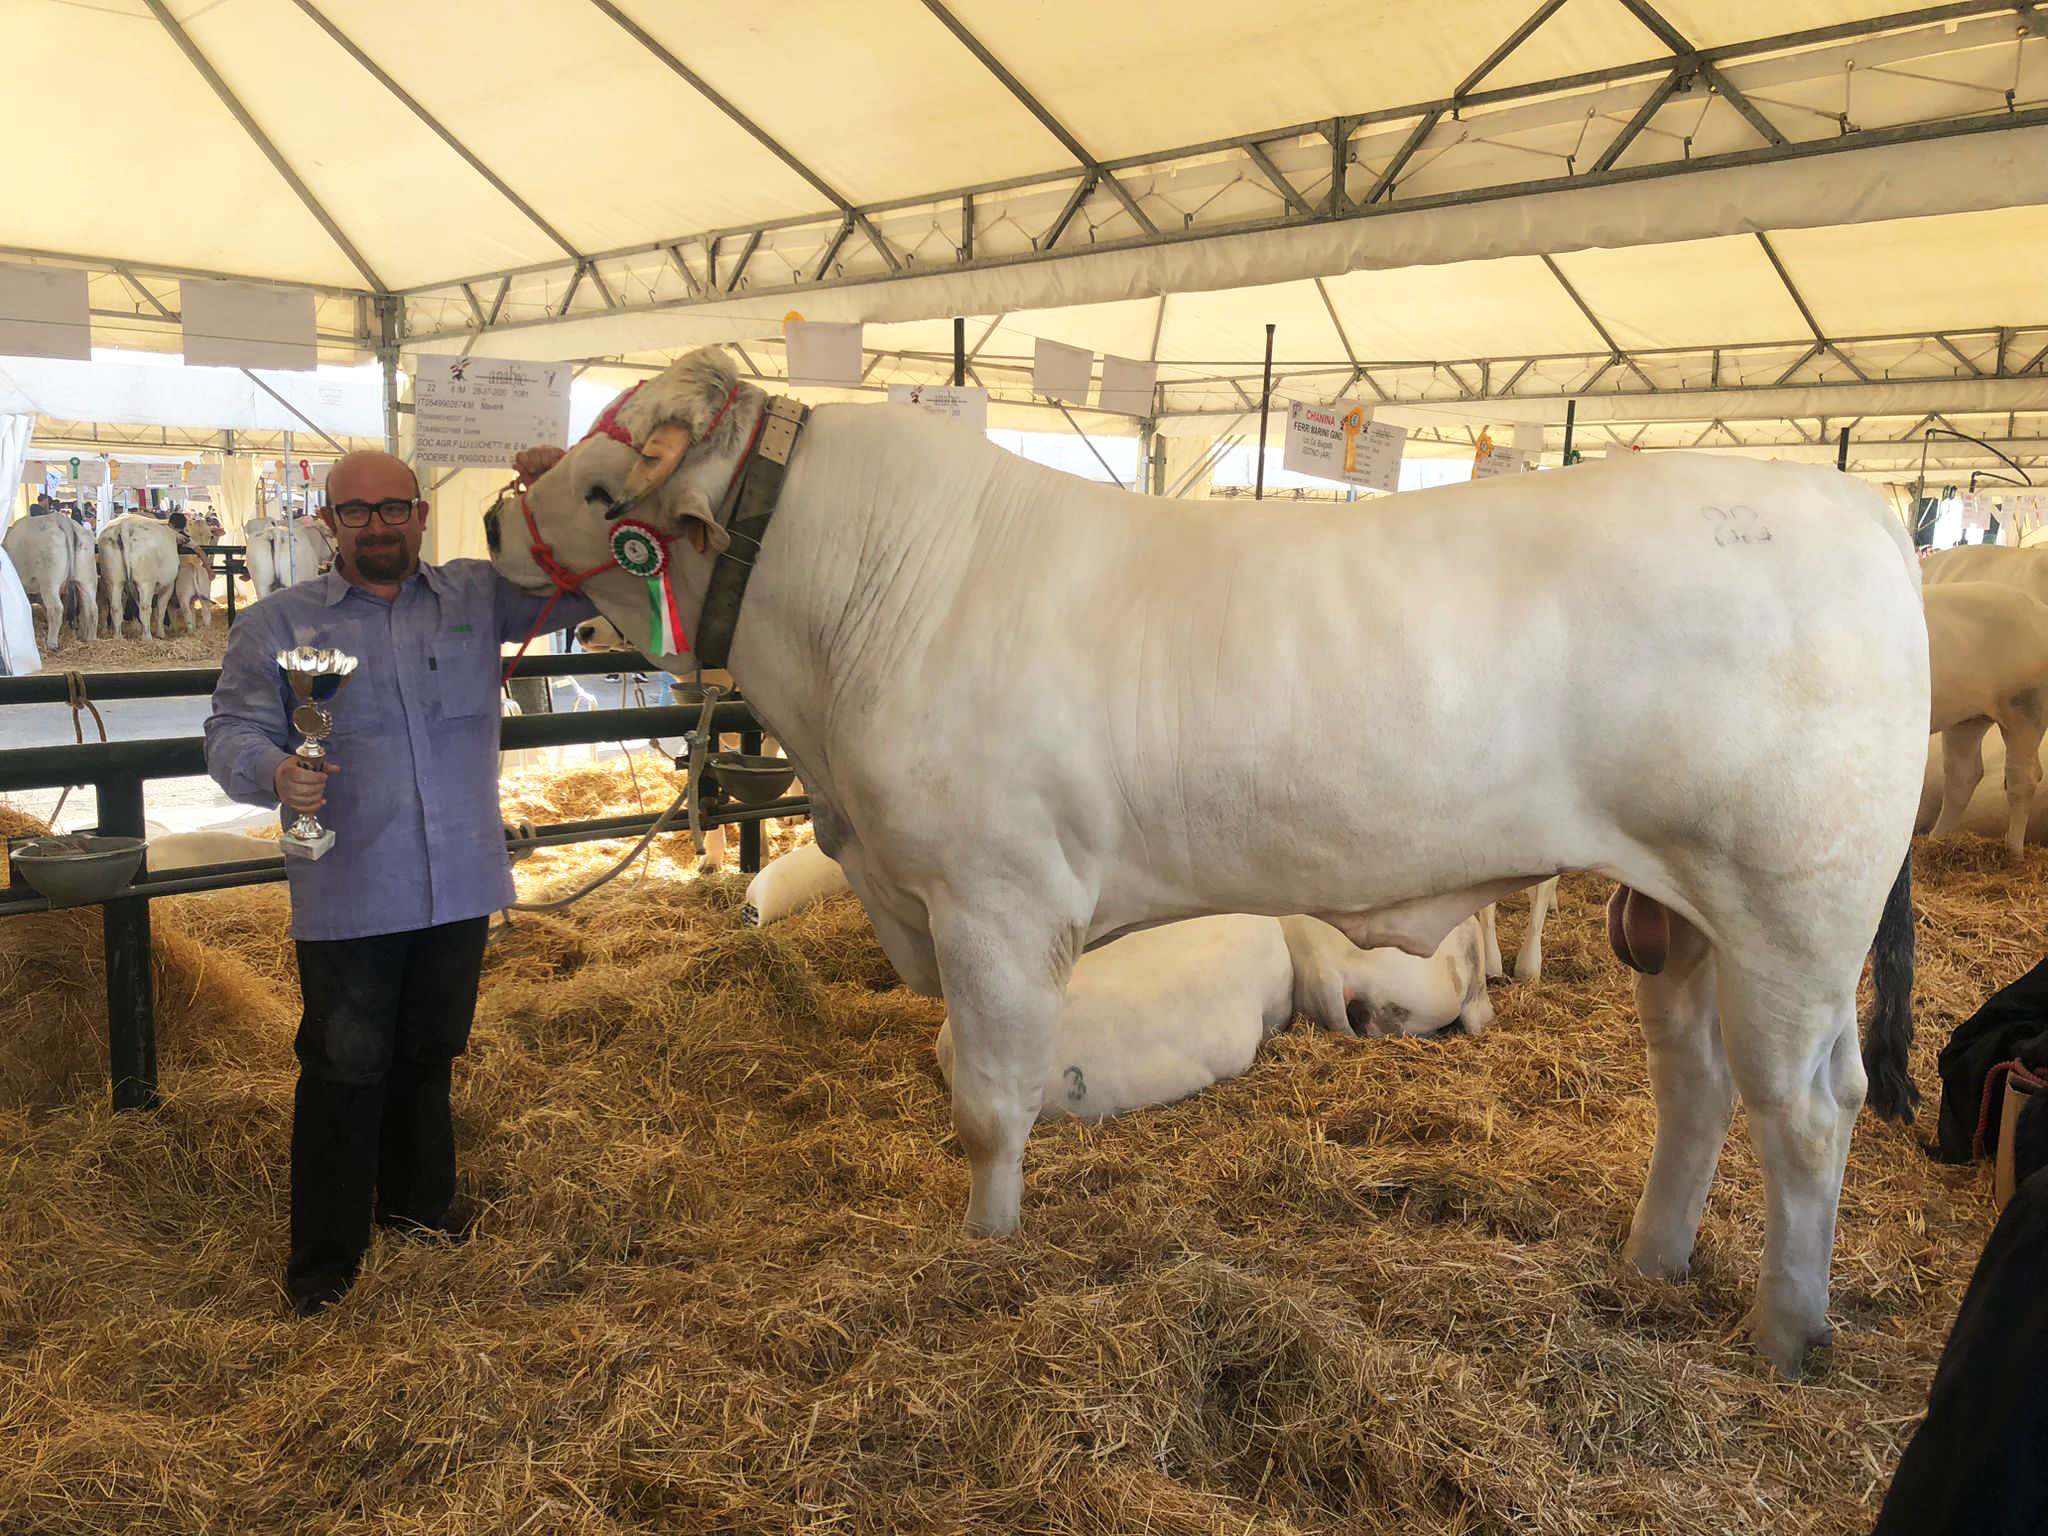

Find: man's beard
350;538;414;582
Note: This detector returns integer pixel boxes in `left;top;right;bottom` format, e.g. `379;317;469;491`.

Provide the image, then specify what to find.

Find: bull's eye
586;484;616;510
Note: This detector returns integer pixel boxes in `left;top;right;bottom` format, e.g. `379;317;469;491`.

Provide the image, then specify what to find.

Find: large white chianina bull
492;348;1926;1376
98;514;180;640
3;513;97;650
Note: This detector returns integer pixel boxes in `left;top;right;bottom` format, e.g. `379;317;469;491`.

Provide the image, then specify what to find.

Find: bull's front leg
930;907;1073;1236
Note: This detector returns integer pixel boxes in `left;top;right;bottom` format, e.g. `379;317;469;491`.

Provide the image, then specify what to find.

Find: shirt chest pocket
432;633;502;719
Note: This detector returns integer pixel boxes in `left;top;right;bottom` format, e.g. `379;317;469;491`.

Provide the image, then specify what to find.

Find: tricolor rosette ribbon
609;518;688;656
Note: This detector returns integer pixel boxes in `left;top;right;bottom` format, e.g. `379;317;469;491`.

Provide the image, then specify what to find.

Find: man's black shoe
287;1268;353;1318
376;1194;479;1246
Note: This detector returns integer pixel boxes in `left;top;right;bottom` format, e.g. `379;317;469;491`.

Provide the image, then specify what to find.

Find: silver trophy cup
276;646;359;860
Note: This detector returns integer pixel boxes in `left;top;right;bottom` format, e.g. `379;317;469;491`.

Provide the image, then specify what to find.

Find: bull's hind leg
1623;912;1730;1279
930;906;1075;1237
1717;964;1865;1378
1930;717;1992;840
1998;696;2046;861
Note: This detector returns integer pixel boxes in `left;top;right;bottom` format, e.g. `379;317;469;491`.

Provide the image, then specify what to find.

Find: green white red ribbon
608;518;688;656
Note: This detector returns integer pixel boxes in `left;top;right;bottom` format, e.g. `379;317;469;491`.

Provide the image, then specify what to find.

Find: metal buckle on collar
758;397;804;467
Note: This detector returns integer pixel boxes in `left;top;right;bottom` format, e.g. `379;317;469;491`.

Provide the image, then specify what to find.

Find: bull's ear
651;483;730;557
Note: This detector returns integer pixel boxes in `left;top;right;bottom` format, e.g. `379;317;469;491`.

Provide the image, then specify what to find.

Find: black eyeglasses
331;498;420;528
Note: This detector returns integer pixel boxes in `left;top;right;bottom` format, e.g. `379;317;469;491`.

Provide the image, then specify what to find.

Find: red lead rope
498;385;754;687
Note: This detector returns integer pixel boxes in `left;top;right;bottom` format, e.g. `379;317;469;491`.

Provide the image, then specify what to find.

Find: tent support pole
953;317;965;387
1837;425;1850;471
1254;323;1276;501
376;294;403;455
1562;398;1577;463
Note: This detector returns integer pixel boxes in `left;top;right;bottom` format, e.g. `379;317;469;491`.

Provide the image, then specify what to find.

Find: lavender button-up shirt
204;560;592;942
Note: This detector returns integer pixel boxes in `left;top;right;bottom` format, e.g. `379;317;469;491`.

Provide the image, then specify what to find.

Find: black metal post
97;774;157;1111
738;725;765;873
1836;425;1850;471
953;317;966;388
1562;399;1578;464
1253;322;1276;501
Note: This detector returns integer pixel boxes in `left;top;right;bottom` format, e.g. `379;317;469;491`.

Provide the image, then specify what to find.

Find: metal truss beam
141;0;385;292
401;5;2048;349
1616;0;1787;146
919;0;1156;235
1754;233;1868;380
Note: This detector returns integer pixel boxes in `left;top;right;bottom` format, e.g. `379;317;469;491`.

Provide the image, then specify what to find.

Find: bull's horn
622;422;691;499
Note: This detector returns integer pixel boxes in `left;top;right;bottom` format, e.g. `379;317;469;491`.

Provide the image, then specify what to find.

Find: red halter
500;384;748;684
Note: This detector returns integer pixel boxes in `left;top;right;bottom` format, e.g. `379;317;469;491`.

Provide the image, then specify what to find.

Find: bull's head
488;346;757;658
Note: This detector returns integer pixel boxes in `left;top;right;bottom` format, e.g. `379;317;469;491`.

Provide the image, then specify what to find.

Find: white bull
494;347;1928;1375
98;515;181;640
3;513;97;650
1923;581;2048;860
1922;543;2048;604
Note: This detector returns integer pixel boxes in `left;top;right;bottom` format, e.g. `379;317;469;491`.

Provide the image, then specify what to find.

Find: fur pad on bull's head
493;346;758;613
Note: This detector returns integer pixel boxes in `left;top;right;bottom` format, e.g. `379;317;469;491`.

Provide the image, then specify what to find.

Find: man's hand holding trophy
275;646;359;860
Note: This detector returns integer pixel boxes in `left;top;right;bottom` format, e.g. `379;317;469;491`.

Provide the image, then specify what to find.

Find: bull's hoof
1748;1304;1834;1380
739;903;760;928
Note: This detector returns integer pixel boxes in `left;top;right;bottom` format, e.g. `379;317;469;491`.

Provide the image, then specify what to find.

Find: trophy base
280;827;336;861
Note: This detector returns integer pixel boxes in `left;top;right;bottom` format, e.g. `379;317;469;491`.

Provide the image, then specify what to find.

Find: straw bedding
0;772;2033;1534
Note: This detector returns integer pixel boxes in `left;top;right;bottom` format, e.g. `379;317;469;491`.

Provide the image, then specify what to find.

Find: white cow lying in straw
493;347;1926;1375
3;513;97;651
98;515;180;640
1922;581;2048;860
934;913;1491;1123
745;839;1547;1014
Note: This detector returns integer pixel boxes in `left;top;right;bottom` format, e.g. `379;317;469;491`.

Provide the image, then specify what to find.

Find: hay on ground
0;808;2037;1533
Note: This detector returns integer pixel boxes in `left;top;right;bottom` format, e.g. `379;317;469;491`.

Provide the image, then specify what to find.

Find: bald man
205;450;594;1316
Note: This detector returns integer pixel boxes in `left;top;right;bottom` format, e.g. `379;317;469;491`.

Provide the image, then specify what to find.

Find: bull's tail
1864;848;1918;1122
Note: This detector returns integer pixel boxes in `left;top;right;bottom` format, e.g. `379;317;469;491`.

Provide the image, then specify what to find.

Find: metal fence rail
0;691;806;1112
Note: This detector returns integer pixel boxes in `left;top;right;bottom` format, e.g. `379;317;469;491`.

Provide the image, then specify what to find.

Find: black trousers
1872;1166;2048;1534
287;916;489;1288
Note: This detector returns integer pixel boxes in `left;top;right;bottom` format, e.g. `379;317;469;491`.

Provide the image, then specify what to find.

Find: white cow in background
3;513;97;650
98;515;180;640
496;348;1927;1375
0;542;39;675
243;515;334;598
168;555;215;633
934;911;1494;1124
1923;543;2048;604
1922;581;2048;860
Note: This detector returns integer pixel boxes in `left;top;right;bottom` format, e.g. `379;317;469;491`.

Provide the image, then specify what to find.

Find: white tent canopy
3;0;2046;483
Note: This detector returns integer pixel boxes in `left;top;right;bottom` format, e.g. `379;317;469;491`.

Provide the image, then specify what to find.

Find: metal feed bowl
10;835;146;907
709;752;796;806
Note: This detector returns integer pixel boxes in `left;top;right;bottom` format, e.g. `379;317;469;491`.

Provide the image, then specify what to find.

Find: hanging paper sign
19;461;45;487
413;354;572;469
71;458;108;487
112;459;152;491
1031;338;1093;404
886;383;989;434
1281;400;1406;493
1472;432;1530;479
183;462;222;489
783;320;864;386
609;518;688;656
